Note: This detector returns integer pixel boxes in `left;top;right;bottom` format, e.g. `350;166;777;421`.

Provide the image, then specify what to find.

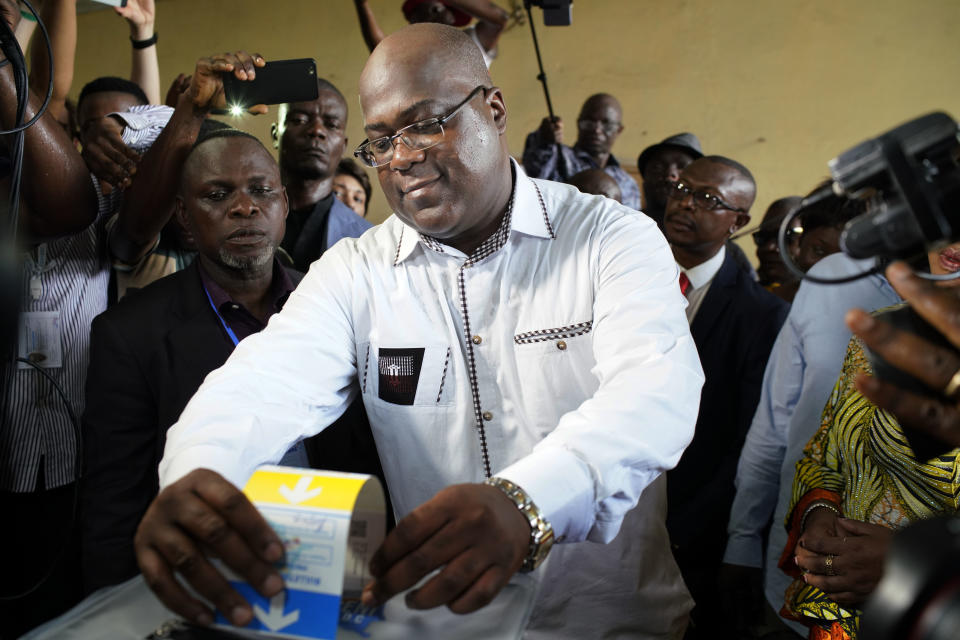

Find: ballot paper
214;467;386;640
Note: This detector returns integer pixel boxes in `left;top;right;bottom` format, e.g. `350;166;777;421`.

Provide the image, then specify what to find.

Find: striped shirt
0;105;170;492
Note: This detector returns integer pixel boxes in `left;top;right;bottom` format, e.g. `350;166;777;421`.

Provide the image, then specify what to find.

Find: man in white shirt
662;156;789;637
134;24;703;638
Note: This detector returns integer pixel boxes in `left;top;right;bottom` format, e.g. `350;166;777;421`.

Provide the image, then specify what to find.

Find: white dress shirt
160;162;703;637
680;244;726;324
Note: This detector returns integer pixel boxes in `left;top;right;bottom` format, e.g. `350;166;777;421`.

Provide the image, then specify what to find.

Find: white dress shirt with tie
680;244;726;324
160;162;704;637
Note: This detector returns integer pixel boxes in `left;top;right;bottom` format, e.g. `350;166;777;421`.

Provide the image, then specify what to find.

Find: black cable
0;358;82;601
777;199;960;285
777;204;883;285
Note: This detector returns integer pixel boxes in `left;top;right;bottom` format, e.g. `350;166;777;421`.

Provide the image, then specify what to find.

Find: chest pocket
359;342;454;407
513;320;597;433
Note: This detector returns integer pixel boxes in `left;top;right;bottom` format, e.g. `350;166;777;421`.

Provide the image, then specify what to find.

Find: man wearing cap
523;93;641;210
353;0;508;68
636;133;703;228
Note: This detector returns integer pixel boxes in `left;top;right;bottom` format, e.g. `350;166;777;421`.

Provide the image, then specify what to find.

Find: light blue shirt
723;253;900;631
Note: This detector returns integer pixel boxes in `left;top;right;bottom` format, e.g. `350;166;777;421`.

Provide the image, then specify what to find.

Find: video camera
812;112;960;261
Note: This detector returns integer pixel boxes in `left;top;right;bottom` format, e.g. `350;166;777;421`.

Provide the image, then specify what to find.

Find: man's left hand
81;116;141;189
796;518;892;607
361;483;530;614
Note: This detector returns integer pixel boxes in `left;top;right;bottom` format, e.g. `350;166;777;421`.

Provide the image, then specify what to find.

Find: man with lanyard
135;25;702;637
81;57;386;597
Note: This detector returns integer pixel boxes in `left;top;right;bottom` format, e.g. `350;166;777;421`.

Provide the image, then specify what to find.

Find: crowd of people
0;2;957;640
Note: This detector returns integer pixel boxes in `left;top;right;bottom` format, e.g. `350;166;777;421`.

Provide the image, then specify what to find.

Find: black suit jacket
81;262;386;594
666;250;789;564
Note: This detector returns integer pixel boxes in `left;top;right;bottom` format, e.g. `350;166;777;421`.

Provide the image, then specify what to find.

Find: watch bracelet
484;476;555;572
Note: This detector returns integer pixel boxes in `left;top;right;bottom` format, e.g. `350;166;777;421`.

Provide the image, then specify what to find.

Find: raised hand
188;51;267;115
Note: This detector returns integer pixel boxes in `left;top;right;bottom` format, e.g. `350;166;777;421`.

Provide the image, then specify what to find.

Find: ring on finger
943;367;960;399
824;554;836;576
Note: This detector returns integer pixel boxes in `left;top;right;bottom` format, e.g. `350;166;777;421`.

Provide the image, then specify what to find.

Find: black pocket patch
377;348;425;405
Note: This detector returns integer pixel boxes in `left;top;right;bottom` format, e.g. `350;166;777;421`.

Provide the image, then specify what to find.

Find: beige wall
71;0;960;260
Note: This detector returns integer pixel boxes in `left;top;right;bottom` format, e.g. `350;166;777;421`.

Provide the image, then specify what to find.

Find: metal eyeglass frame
354;85;490;168
669;181;746;213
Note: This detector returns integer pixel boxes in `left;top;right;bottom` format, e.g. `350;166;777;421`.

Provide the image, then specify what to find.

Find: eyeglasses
353;85;489;168
669;181;746;213
577;118;621;136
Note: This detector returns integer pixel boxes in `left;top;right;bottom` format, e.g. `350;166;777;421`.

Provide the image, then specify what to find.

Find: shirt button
231;304;240;310
556;340;567;350
482;411;493;421
472;335;483;345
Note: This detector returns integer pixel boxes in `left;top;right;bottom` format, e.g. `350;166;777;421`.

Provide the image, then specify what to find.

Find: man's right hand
187;50;267;115
134;468;286;627
537;116;563;145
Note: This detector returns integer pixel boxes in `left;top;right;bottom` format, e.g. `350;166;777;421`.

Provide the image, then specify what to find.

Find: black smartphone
864;305;958;461
222;58;319;109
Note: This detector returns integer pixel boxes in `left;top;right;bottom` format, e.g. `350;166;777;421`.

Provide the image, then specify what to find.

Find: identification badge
17;311;63;369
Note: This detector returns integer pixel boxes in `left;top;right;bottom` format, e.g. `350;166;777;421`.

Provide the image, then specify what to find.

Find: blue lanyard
203;285;240;347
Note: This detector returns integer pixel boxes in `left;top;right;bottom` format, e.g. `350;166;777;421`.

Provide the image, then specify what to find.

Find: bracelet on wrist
484;477;555;572
800;501;841;531
130;32;158;50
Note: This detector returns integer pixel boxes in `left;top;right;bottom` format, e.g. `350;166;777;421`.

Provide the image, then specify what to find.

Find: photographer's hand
847;261;960;447
190;51;267;115
538;116;563;145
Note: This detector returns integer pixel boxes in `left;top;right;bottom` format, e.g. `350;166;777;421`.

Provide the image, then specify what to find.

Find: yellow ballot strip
213;466;386;640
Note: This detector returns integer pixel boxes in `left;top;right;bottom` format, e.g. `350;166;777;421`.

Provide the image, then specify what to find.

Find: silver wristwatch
484;476;556;572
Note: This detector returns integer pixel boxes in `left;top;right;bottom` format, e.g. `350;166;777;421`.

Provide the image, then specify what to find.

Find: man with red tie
661;156;789;638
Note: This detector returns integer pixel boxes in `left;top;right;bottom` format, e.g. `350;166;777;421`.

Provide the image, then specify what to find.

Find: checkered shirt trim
514;321;593;345
458;267;492;477
362;344;371;393
532;181;556;239
393;227;405;267
419;233;446;255
436;347;451;403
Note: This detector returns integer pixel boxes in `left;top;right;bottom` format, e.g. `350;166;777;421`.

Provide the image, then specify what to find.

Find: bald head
356;23;513;253
568;169;622;203
361;23;490;108
575;93;624;161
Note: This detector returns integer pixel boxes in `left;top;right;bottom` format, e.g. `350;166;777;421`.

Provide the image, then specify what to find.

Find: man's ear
733;212;751;232
280;186;289;220
486;86;507;135
270;123;279;149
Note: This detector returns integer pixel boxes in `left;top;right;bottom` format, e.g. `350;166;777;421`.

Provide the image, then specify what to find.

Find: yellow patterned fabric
783;327;960;638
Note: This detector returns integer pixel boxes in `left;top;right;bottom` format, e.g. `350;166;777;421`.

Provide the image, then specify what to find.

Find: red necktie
679;272;691;297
